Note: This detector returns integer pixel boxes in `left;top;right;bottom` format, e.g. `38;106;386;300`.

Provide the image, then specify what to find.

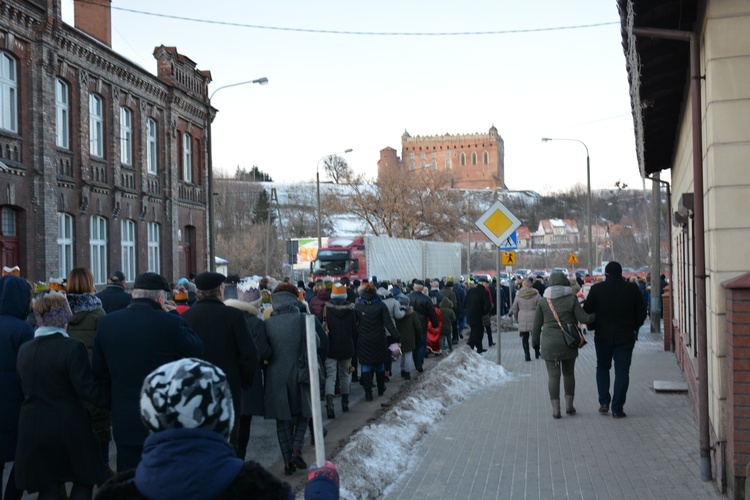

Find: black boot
341;394;349;413
521;333;531;361
361;372;374;401
376;371;386;396
325;394;335;419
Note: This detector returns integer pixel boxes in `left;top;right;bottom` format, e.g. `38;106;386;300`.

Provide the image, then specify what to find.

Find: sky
63;1;647;195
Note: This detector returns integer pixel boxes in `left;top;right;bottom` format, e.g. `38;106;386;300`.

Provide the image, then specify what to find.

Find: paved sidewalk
383;326;723;500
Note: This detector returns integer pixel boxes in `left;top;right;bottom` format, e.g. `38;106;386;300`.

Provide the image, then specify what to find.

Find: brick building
377;126;506;189
0;0;211;285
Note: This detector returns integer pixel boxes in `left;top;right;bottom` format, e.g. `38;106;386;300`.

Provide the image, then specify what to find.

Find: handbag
546;298;587;349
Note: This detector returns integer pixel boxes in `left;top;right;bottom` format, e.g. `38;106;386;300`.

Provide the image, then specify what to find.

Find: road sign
500;231;518;250
501;250;516;266
567;253;579;265
475;200;522;247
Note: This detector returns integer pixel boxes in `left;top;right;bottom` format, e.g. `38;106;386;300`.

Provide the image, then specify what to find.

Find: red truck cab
311;237;366;281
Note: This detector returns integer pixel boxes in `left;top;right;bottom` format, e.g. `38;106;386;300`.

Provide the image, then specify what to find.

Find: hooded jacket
355;289;399;365
511;287;541;333
323;298;356;360
439;297;456;337
531;273;595;361
67;292;106;363
0;275;34;462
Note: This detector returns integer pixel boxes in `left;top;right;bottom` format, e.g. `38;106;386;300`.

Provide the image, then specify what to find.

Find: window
89;216;107;284
483;151;489;165
121;219;136;282
1;207;15;236
471;152;477;165
120;107;132;165
55;79;69;148
460;152;466;166
183;133;192;182
0;53;18;133
147;222;160;273
445;158;452;170
147;118;158;174
89;94;104;157
57;213;74;279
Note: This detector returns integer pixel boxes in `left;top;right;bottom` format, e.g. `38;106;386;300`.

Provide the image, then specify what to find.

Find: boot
341;394;350;413
487;332;495;347
522;334;531;361
361;372;374;401
325;394;335;419
565;395;576;415
551;399;562;419
376;371;387;396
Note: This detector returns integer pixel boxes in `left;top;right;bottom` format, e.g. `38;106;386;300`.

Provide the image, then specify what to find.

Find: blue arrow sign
500;231;518;250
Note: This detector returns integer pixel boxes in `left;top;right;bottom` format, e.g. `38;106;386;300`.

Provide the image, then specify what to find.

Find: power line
106;3;617;37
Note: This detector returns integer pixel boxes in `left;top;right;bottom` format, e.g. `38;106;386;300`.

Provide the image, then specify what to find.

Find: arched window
55;79;70;148
57;213;74;278
483;151;489;165
0;53;17;133
89;94;104;157
471;152;477;165
90;215;108;284
446;158;452;170
121;219;136;281
460;152;466;166
183;133;193;182
147;119;158;174
120;107;133;166
147;222;161;273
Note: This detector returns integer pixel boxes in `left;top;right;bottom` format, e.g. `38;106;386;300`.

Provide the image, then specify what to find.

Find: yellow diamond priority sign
475;200;522;247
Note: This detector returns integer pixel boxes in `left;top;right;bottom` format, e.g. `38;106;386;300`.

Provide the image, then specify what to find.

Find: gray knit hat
140;358;234;438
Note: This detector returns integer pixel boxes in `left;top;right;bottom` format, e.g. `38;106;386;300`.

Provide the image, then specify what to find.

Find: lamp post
316;149;353;251
206;77;268;271
541;137;593;272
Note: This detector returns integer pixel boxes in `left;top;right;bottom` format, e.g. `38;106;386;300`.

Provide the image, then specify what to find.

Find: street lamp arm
209;77;269;100
542;137;589;157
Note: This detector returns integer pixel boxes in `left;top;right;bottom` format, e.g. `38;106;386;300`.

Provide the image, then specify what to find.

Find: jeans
595;342;635;413
413;328;427;369
325;358;351;395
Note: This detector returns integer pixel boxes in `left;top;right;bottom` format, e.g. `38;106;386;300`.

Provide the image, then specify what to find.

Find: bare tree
322;155;353;185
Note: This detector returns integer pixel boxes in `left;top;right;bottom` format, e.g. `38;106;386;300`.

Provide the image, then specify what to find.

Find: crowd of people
0;261;650;499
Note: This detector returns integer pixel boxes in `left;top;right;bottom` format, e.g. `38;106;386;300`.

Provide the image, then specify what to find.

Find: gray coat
262;292;319;421
511;287;540;333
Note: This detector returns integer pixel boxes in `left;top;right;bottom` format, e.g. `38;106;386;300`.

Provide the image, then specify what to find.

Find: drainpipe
632;27;710;481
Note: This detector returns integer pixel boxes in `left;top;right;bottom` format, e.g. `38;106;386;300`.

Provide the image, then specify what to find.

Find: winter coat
464;285;491;326
531;274;595;362
95;284;132;314
94;428;293;499
442;286;458;314
309;288;331;318
511;287;541;333
93;299;204;447
67;293;111;443
583;275;648;346
182;297;259;421
408;290;439;337
0;275;33;462
381;296;406;337
439;297;456;337
263;292;322;421
324;299;356;360
16;332;109;492
224;299;270;418
355;289;399;366
395;310;421;353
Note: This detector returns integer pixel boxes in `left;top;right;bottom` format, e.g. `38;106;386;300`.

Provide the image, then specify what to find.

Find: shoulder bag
546;298;587;349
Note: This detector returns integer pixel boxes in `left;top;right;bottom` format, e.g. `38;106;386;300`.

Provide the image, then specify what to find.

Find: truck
310;236;462;282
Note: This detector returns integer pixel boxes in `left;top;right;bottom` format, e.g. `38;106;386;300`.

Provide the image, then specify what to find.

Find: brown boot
565;395;576;415
551;399;562;419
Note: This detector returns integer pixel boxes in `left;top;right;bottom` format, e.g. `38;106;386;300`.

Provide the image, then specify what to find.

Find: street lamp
206;77;268;271
541;137;593;272
317;149;353;250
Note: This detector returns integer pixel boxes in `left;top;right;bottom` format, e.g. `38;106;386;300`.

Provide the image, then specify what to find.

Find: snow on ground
326;345;514;500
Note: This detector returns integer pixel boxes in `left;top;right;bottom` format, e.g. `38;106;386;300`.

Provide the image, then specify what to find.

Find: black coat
355;290;399;366
408;290;439;337
583;275;648;346
0;275;34;462
182;297;259;420
16;333;109;492
324;299;356;360
464;285;491;326
96;284;132;314
92;299;204;447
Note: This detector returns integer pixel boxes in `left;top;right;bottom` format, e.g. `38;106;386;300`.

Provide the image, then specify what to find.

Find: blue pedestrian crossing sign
500;231;518;250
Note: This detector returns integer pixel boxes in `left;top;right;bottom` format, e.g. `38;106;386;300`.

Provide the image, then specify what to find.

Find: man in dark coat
464;277;492;353
93;272;204;472
0;274;34;499
95;271;132;313
182;272;259;452
408;280;439;373
583;261;648;418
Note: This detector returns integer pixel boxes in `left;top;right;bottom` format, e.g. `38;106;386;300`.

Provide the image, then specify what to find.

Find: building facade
0;0;211;285
619;0;750;496
378;126;506;189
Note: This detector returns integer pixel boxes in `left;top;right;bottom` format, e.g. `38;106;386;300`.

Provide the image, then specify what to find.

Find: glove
305;461;340;500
